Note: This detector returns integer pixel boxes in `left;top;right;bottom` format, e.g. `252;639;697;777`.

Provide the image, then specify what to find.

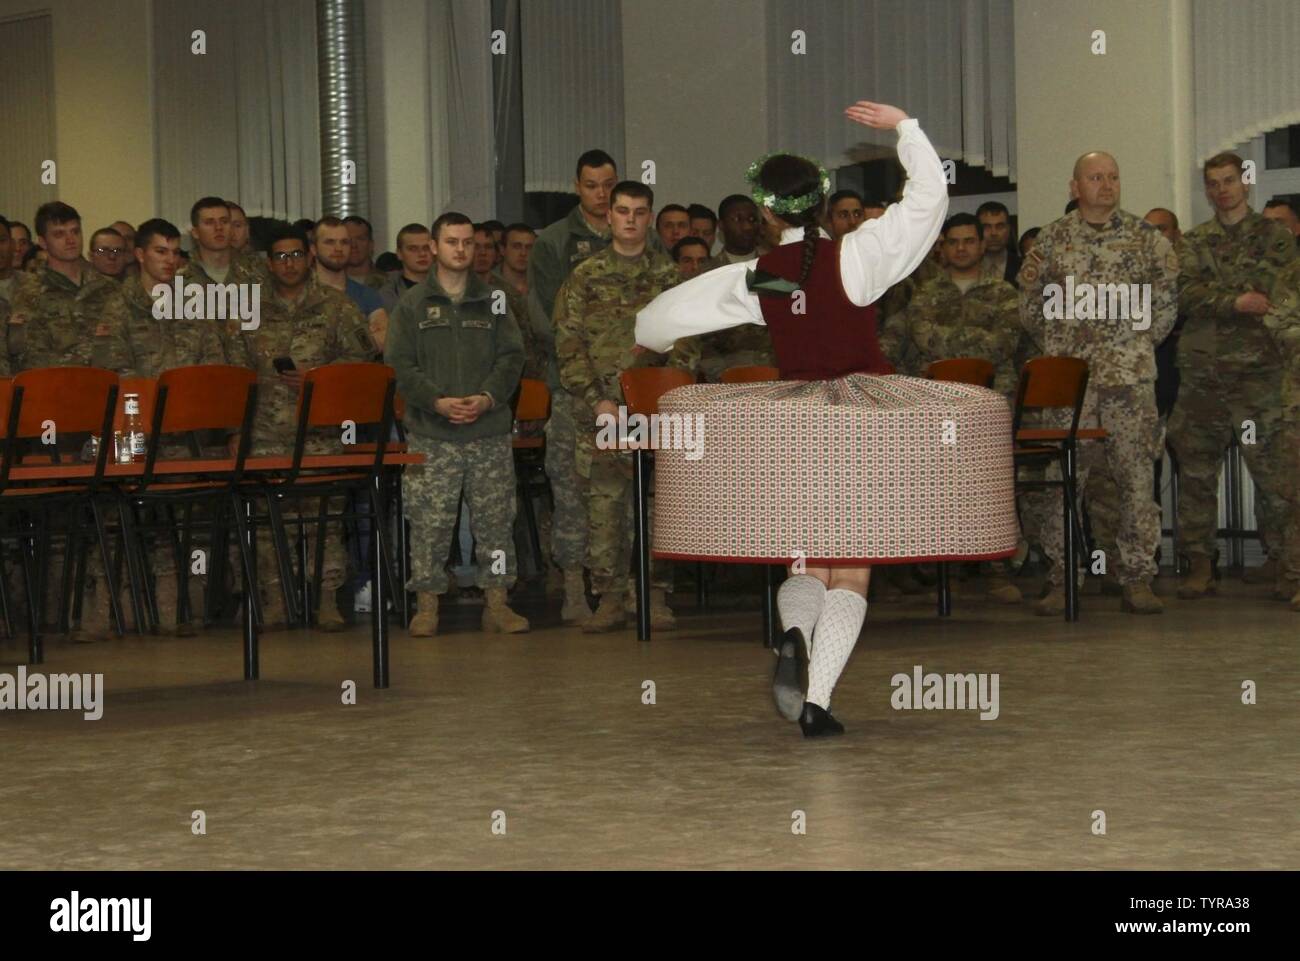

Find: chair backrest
720;365;781;383
924;357;995;388
1012;356;1090;437
12;367;119;438
619;367;696;417
514;378;551;420
156;365;258;434
113;376;158;434
0;378;12;434
300;362;397;428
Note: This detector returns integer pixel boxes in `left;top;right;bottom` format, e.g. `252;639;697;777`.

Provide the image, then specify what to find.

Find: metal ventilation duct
316;0;369;217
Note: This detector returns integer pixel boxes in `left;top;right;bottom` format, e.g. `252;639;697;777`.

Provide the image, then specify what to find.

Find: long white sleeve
838;118;949;306
635;118;949;352
635;261;760;353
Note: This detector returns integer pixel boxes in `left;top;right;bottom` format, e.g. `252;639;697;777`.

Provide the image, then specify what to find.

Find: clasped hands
436;394;492;424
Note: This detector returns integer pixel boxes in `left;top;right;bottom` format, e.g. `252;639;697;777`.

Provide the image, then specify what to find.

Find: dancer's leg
772;565;829;720
801;565;870;737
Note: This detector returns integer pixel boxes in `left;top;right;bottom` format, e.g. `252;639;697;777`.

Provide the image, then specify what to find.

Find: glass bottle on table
122;392;146;463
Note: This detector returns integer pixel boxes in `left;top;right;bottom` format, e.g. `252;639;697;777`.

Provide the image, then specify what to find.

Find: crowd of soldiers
3;143;1300;642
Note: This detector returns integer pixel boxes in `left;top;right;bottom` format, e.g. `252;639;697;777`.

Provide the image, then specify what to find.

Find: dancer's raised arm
837;102;949;307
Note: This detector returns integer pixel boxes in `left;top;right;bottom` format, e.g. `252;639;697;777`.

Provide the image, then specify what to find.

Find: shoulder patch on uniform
426;306;441;320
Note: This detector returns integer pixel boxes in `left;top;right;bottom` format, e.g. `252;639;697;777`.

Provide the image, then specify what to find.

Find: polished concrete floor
2;574;1297;870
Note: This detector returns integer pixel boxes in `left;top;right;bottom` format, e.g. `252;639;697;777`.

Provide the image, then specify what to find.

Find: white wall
1013;0;1195;231
620;0;768;216
0;0;154;236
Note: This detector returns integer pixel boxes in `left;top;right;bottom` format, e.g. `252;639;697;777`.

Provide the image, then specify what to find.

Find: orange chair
721;365;781;383
118;365;259;640
924;357;995;388
1011;357;1107;622
618;367;697;640
0;368;121;662
269;363;400;681
512;378;552;575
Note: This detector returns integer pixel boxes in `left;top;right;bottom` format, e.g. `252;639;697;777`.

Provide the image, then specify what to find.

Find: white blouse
635;118;949;353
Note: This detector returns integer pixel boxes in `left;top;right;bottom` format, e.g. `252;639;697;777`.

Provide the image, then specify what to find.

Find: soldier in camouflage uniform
225;225;374;631
7;202;134;641
883;212;1028;603
1264;256;1300;610
182;197;267;289
554;181;699;632
124;219;232;635
1169;152;1299;603
528;150;621;623
1017;152;1178;615
386;212;529;636
344;216;390;289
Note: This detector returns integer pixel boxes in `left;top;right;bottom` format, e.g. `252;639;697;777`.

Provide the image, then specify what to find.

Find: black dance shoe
799;702;845;738
772;627;805;721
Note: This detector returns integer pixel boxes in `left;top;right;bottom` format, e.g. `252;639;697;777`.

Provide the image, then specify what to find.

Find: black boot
799;701;845;738
772;627;805;721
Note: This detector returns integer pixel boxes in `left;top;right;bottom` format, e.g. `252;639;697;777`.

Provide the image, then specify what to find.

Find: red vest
755;238;892;381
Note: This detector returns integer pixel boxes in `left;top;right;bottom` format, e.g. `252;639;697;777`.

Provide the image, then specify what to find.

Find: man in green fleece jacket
386;211;528;636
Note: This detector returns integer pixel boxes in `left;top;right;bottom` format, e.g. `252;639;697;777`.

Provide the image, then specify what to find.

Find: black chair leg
264;494;300;624
1063;445;1079;623
370;475;390;689
91;499;128;638
312;497;328;623
937;562;952;616
237;495;259;680
229;493;262;630
20;514;42;663
632;448;651;641
394;472;410;626
762;563;779;649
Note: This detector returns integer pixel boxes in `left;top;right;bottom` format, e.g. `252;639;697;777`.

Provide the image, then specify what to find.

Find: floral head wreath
746;153;832;216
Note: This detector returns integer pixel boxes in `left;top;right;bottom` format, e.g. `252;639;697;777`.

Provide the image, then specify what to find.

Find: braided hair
755;154;827;286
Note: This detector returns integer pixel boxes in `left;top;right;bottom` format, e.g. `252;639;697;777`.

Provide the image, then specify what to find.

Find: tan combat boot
68;586;112;643
407;592;439;636
621;583;677;629
316;596;346;632
1121;580;1163;614
1034;585;1066;616
259;580;290;631
155;577;199;637
985;575;1023;604
560;568;590;623
1241;556;1276;584
481;587;529;633
1274;564;1294;602
583;589;627;633
1177;555;1216;599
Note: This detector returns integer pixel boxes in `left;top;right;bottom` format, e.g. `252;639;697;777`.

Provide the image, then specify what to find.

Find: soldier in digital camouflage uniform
554;181;699;632
124;218;231;635
6;202;134;641
386;213;529;636
1017;152;1178;615
528;150;622;623
883;212;1029;603
1264;256;1300;610
1169;152;1299;604
226;225;374;631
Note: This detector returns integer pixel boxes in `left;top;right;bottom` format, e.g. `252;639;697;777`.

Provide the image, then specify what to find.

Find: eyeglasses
269;250;307;262
93;247;126;257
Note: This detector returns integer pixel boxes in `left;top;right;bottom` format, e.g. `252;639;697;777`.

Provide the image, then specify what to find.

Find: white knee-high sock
805;589;867;710
777;575;826;658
